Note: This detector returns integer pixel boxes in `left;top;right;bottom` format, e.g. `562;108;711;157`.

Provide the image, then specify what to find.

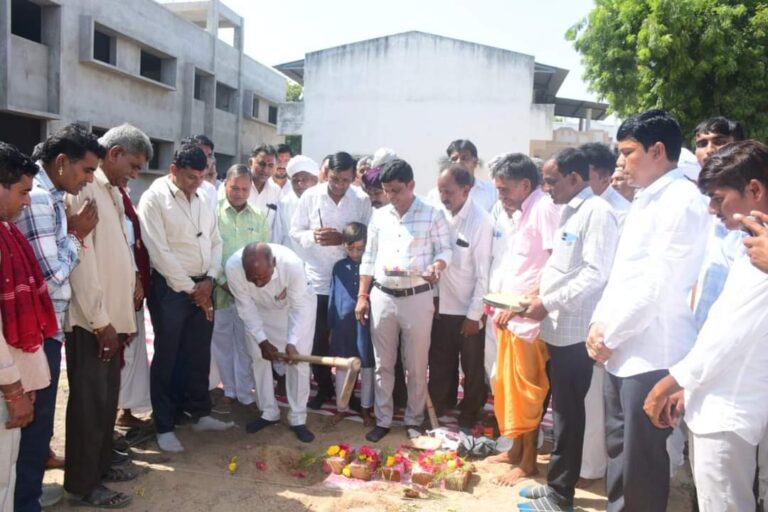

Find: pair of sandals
74;464;140;509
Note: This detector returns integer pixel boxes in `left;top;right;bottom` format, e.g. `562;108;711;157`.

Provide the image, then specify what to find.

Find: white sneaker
157;432;184;452
192;415;235;432
39;483;63;508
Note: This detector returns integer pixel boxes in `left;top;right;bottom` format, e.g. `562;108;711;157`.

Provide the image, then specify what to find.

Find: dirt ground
44;372;695;511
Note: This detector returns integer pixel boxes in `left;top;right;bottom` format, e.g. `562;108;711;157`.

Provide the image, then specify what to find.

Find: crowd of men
0;108;766;512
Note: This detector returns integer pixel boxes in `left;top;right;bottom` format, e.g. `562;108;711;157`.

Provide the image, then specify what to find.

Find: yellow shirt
215;199;270;309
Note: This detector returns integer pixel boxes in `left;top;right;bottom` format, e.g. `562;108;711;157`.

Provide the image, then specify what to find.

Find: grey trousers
370;287;433;428
605;369;672;512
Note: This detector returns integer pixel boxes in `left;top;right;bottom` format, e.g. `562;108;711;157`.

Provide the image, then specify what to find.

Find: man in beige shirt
138;142;230;454
63;125;155;508
0;142;53;511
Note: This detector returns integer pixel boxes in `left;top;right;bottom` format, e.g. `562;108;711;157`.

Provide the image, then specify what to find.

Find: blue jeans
15;338;61;512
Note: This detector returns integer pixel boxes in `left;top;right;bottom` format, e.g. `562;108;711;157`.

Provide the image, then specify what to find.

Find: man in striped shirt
356;159;452;443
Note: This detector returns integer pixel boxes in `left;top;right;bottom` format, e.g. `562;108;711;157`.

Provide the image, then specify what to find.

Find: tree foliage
286;82;303;102
567;0;768;141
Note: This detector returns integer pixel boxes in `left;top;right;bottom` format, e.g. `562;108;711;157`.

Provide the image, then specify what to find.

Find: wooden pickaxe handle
274;353;362;409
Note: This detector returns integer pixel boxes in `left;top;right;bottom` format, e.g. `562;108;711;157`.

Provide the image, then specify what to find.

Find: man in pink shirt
485;154;560;487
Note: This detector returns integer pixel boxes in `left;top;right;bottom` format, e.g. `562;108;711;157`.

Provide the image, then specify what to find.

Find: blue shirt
693;221;745;329
328;257;374;367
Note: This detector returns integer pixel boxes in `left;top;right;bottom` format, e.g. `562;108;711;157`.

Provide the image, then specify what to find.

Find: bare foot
486;451;515;464
485;441;522;465
361;408;374;427
329;412;346;426
490;466;539;487
576;477;601;489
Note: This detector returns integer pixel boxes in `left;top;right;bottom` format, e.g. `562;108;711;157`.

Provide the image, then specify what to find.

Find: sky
219;0;599;102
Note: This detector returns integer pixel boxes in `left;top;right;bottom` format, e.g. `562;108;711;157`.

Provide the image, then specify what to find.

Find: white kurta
226;244;317;426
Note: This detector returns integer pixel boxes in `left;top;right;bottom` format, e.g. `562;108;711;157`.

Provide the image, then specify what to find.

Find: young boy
328;222;375;426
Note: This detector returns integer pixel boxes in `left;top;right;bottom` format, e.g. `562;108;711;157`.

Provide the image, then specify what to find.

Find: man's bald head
242;242;276;287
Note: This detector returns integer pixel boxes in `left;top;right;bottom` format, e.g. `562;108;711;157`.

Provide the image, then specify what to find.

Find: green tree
568;0;768;141
286;82;303;102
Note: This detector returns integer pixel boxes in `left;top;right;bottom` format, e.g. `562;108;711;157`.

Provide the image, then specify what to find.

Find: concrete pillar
41;5;61;115
233;16;243;161
0;0;10;109
206;0;219;38
585;108;592;131
180;62;194;136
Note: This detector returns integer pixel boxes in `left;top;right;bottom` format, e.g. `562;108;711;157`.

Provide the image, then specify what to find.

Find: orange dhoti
494;329;550;438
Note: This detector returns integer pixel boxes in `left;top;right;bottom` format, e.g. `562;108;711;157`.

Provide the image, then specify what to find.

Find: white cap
678;147;701;182
370;147;398;168
286;155;319;177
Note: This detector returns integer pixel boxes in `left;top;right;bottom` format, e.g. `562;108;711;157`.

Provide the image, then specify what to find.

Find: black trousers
148;272;213;433
63;328;121;495
428;314;486;424
15;338;61;511
311;294;335;399
605;369;672;512
545;342;594;505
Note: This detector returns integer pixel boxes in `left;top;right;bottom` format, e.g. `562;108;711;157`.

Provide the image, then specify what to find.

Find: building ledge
81;58;177;92
2;105;61;120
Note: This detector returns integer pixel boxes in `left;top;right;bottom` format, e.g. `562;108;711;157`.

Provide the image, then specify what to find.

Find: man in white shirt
290;152;371;409
226;243;317;443
274;143;293;197
356;159;452;442
577;141;626;487
517;148;619;511
428;163;492;428
587;110;709;511
427;140;497;212
138;143;232;453
187;135;219;215
581;142;630;228
644;140;768;512
273;155;319;259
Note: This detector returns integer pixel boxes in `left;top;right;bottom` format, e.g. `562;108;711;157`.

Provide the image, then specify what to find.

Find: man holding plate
355;159;452;443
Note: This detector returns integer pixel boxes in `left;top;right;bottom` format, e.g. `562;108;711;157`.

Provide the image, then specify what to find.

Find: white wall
301;32;538;193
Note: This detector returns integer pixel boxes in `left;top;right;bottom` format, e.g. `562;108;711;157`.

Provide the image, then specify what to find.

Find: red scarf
120;188;150;294
0;221;58;352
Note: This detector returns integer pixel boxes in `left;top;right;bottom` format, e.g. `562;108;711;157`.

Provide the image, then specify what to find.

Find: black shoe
290;425;315;443
365;426;390;443
245;417;279;433
307;394;328;410
111;449;130;466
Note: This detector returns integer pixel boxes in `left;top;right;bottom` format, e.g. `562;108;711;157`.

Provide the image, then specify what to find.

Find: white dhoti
0;401;19;512
211;305;256;404
246;297;316;426
581;363;607;479
118;309;151;411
